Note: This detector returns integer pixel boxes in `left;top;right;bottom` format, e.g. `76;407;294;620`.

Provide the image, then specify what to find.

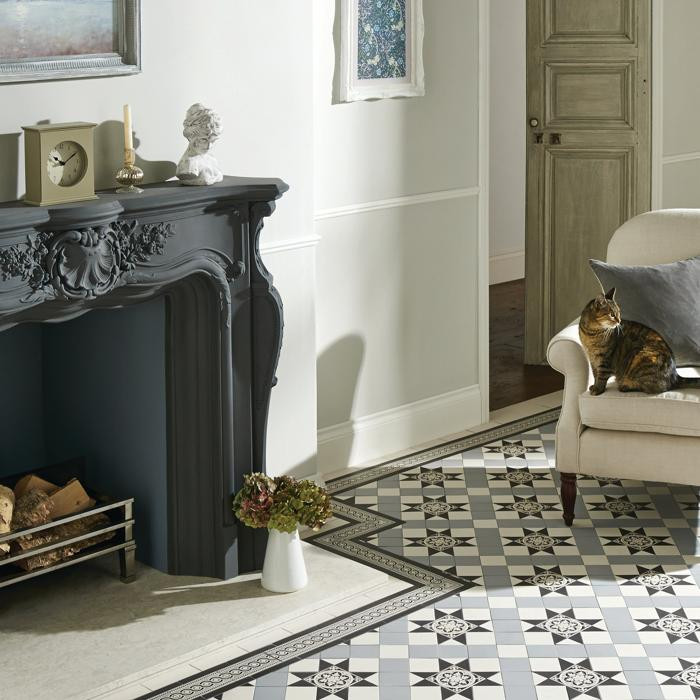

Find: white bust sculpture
176;103;223;186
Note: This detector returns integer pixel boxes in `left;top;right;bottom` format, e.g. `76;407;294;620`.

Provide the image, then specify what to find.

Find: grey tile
623;671;660;685
255;670;290;687
625;687;664;700
500;671;536;686
253;687;288;700
499;658;531;671
492;619;523;633
379;686;411;700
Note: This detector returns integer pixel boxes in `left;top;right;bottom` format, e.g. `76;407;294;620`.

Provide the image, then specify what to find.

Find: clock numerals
46;141;87;188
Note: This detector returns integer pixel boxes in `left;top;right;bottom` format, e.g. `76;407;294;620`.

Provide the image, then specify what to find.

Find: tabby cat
579;288;700;395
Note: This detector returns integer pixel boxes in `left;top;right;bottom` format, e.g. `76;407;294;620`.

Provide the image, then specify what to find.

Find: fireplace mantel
0;176;288;579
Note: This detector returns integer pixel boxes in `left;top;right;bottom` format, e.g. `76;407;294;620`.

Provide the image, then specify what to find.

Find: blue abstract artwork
357;0;407;80
0;0;115;60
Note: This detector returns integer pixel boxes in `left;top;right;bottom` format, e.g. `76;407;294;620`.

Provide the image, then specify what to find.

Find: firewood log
13;474;58;499
18;513;115;571
0;485;14;556
11;490;53;548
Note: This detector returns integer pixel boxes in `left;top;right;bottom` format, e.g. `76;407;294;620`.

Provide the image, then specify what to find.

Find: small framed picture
0;0;140;84
340;0;425;102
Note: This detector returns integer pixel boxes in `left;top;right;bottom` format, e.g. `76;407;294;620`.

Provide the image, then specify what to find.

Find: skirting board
489;250;524;285
317;384;482;473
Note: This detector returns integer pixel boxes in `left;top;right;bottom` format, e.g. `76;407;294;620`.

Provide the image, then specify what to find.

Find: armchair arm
546;319;592;474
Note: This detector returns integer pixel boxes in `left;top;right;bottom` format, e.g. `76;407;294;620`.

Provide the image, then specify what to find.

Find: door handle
529;117;539;128
549;133;561;145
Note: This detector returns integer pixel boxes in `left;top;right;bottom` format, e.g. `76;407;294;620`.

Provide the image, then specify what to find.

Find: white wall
314;0;483;471
488;0;526;285
0;0;488;479
660;0;700;209
0;0;318;479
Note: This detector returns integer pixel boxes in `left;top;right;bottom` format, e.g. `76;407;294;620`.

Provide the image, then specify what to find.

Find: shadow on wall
0;122;177;204
94;120;176;190
0;132;21;202
317;335;365;470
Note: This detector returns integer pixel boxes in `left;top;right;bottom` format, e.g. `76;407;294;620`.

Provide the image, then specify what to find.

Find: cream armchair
547;209;700;525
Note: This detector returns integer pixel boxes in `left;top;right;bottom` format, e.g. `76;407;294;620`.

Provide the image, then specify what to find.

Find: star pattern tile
502;526;577;555
402;527;476;555
512;564;589;597
401;495;471;521
635;607;700;643
288;659;377;699
132;413;700;700
411;658;502;700
486;465;552;488
533;658;626;699
658;658;700;698
616;564;696;596
493;493;561;519
599;527;675;554
409;608;491;644
522;608;608;645
585;493;654;519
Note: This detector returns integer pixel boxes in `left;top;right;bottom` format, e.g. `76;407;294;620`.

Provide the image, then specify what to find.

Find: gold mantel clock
22;122;98;206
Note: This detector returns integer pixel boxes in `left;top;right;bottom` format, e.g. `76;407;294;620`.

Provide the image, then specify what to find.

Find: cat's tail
674;374;700;389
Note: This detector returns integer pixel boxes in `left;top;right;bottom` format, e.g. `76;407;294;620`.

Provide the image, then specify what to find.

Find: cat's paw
589;385;604;395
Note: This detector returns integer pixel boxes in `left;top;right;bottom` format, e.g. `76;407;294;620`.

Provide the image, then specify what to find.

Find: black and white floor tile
137;407;700;700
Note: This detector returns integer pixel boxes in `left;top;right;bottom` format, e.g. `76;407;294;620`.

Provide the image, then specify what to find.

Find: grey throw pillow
590;256;700;367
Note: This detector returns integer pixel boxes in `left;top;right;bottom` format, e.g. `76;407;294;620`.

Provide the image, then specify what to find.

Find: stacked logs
0;475;115;571
0;485;13;556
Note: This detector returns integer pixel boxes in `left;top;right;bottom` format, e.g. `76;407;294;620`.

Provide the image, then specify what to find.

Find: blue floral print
357;0;407;80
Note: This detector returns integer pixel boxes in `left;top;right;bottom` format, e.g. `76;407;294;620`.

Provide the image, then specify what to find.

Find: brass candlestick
115;148;144;193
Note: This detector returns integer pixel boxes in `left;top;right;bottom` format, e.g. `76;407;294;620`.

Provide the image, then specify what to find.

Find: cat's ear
604;287;616;301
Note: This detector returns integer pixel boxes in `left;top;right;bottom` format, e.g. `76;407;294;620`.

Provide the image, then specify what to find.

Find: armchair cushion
590;255;700;366
579;369;700;437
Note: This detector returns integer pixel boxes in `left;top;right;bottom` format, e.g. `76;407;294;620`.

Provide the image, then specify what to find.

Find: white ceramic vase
261;527;308;593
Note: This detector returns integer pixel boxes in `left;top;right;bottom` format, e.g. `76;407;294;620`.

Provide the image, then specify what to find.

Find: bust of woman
176;103;223;186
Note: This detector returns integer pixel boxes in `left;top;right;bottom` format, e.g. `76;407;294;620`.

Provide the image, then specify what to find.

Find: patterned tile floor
140;409;700;700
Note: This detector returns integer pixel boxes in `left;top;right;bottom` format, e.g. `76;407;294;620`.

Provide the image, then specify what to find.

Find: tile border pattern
137;408;561;700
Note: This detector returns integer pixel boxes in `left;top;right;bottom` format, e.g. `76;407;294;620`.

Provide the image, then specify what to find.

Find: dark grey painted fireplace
0;176;288;580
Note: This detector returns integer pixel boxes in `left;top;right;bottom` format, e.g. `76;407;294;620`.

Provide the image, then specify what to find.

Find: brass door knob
529;118;539;128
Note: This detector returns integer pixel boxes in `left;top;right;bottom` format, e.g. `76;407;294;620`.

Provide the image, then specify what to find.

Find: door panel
549;149;632;331
524;0;650;364
544;0;635;44
547;62;633;128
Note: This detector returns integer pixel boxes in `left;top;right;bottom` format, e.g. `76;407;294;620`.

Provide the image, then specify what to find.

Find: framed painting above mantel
340;0;424;102
0;0;140;84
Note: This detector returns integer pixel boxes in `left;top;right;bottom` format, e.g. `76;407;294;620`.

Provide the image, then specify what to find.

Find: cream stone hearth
1;536;394;700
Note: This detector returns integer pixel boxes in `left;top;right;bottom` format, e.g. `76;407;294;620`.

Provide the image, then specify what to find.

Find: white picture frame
340;0;425;102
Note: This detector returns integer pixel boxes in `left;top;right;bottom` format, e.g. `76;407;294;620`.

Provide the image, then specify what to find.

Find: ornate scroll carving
47;228;123;300
0;231;52;292
114;221;176;269
0;220;174;301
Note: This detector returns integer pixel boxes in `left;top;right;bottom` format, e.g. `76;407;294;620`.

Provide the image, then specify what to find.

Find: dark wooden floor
489;279;564;411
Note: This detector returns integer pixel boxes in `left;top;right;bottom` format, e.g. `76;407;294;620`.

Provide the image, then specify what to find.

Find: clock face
46;140;87;187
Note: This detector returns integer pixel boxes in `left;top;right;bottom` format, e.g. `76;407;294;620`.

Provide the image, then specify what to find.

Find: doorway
488;0;652;411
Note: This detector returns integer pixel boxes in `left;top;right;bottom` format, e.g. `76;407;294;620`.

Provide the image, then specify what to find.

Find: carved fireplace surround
0;176;288;580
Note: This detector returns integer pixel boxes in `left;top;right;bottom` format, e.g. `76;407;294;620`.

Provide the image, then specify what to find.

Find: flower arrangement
233;473;333;534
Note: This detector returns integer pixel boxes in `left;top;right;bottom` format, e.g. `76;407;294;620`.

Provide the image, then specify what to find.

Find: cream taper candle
123;104;133;151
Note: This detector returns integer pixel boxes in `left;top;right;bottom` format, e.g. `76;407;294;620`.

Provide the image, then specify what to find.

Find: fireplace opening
0;297;168;570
